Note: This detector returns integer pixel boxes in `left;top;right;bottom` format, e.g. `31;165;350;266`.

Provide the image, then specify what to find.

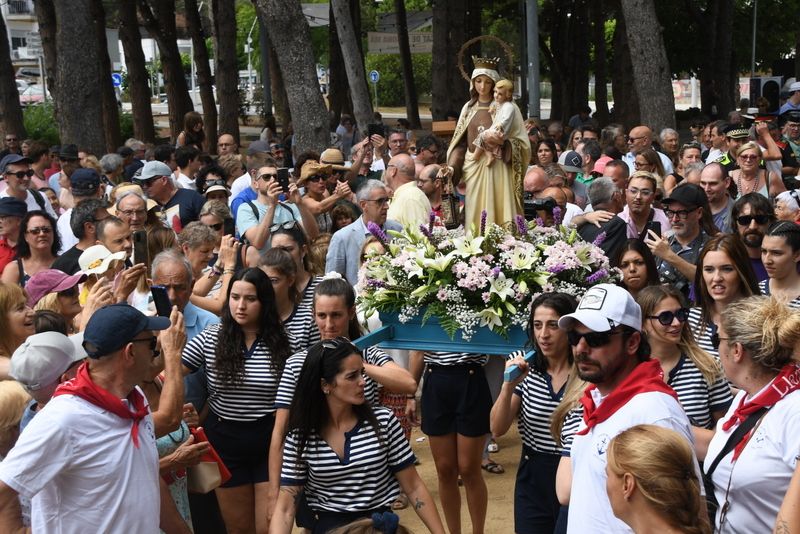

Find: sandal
392;494;409;510
481;460;505;474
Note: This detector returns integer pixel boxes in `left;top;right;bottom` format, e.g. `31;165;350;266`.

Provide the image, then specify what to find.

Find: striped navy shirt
559;407;583;456
666;354;732;429
182;323;281;421
280;407;415;512
759;279;800;309
274;346;393;409
284;305;320;353
688;307;718;358
299;275;323;308
424;351;488;366
514;370;568;454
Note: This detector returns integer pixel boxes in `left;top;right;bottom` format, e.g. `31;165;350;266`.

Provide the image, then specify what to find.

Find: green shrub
23;102;60;146
364;53;432;108
119;112;134;141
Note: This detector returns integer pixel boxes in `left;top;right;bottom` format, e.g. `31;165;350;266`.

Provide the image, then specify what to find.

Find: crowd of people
0;71;799;534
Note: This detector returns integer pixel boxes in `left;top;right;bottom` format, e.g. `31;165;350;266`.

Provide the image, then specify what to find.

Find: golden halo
457;35;515;82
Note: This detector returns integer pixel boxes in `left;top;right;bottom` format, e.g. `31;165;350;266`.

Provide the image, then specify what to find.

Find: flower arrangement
357;210;620;340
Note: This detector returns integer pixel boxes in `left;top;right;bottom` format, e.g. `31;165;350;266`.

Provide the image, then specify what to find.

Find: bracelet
406;394;415;399
223;269;235;274
209;266;223;277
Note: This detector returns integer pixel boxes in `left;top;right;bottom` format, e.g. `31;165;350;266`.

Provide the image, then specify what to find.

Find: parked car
19;84;49;106
15;79;29;94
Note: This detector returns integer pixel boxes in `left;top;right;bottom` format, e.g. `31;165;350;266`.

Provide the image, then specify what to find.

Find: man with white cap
779;81;800;114
556;284;697;534
134;160;204;233
0;304;188;533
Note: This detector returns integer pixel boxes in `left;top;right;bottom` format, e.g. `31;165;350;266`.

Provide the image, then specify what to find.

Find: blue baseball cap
83;303;170;358
0;197;27;218
0;154;32;173
69;168;101;196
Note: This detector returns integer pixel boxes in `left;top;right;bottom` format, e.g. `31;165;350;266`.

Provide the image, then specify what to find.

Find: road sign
369;70;380;84
111;73;123;87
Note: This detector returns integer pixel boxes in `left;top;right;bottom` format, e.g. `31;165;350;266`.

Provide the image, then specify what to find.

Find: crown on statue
471;56;500;70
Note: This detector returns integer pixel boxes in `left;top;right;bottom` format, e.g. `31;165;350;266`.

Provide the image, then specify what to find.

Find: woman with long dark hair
181;268;291;534
1;210;60;287
490;292;584;534
759;221;800;309
270;226;321;307
270;338;445;534
176;111;206;152
612;239;660;300
535;139;557;168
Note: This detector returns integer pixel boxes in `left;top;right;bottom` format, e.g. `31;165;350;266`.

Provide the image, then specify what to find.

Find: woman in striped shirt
689;233;759;357
269;226;322;308
271;338;445;534
759;221;800;309
182;268;291;534
490;292;583;534
259;247;319;353
637;286;732;460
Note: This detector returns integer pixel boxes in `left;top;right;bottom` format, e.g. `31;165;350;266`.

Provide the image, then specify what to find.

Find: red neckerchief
576;359;678;436
722;362;800;460
53;362;149;448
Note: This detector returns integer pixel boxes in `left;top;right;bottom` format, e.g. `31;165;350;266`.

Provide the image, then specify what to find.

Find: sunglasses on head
736;214;770;226
647;308;690;326
5;169;34;180
567;329;623;348
269;220;298;233
205;179;227;189
320;336;360;355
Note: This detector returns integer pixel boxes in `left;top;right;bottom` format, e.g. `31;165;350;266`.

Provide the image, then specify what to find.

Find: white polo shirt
566;390;695;534
705;388;800;533
0;391;160;533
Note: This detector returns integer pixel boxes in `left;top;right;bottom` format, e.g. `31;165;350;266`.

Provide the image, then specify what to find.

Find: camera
523;194;556;220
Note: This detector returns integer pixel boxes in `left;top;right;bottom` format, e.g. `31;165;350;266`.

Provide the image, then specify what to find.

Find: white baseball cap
10;332;86;390
558;284;642;332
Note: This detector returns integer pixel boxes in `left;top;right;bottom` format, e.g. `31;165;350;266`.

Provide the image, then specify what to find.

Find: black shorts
514;447;561;534
204;411;274;488
421;363;491;437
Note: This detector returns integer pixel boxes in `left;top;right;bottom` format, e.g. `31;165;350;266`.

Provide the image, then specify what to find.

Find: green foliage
236;1;258;72
119;112;134;141
23;102;60;146
364;53;432;107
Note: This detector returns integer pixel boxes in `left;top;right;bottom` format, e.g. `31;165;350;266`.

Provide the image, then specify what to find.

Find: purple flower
547;264;567;274
592;232;607;247
535;217;544;227
428;211;436;233
367;279;387;288
419;224;433;239
480;210;487;236
491;266;502;277
367;221;388;245
552;206;563;226
515;215;528;235
586;269;608;284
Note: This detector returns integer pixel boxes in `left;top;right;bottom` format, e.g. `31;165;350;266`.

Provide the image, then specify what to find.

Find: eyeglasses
206;222;223;231
27;226;53;235
627;187;653;198
256;173;277;181
633;161;650;169
305;175;324;183
131;336;160;358
5;169;34;180
119;209;147;218
364;197;390;206
710;332;729;350
567;329;623;348
270;220;298;232
664;208;697;220
647;308;690;326
626;135;647;143
738;154;758;161
138;177;159;188
736;214;770;226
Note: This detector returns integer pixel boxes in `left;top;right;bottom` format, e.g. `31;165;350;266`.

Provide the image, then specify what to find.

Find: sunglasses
256;173;277;181
306;175;325;183
647;308;690;326
27;226;53;235
205;179;227;189
5;169;34;180
320;336;360;355
710;332;729;350
269;220;298;232
205;222;223;231
736;214;770;226
58;286;79;297
131;336;160;358
567;329;623;348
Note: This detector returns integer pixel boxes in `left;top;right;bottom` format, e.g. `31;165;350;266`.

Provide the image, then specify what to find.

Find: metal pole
39;55;47;102
527;0;540;118
374;83;378;112
750;0;757;79
258;15;272;116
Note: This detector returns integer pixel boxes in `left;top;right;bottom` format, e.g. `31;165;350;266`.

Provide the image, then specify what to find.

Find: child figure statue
472;79;516;167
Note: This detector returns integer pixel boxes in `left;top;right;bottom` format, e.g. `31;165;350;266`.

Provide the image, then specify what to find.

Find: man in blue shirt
325;179;402;285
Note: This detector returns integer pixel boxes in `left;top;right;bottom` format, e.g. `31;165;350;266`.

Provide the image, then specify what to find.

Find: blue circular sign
111;73;123;87
369;70;380;84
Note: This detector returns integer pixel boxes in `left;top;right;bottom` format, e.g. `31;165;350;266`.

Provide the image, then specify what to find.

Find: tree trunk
185;0;218;153
591;0;609;124
394;0;420;129
330;0;373;136
609;11;640;128
89;0;121;152
138;0;194;143
53;0;105;154
265;30;291;137
118;0;155;143
619;0;675;131
546;0;590;123
0;11;26;140
431;0;474;121
211;0;240;145
33;0;58;103
327;2;352;129
686;0;734;119
254;0;328;154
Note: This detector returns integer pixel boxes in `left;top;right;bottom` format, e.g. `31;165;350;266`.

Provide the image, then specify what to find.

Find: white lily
478;307;503;328
451;236;485;258
508;248;536;270
422;252;455;272
489;272;516;301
